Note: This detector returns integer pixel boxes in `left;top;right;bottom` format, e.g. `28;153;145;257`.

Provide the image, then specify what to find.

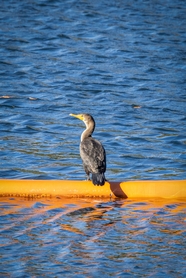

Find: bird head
70;113;95;129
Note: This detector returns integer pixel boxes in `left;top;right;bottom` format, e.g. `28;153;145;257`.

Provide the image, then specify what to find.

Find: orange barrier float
0;179;186;199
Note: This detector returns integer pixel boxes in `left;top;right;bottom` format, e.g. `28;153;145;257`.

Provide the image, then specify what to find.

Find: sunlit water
0;197;186;277
0;0;186;276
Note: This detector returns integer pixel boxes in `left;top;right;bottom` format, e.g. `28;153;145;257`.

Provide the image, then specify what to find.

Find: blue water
0;0;186;276
0;0;186;181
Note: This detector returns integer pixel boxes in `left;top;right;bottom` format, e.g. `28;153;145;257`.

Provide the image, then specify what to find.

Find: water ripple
0;1;186;274
0;197;185;277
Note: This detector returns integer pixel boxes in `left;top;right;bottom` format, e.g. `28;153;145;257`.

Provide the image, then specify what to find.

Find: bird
70;113;106;186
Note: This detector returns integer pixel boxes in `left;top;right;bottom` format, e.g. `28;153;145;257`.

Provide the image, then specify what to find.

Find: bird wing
80;137;106;173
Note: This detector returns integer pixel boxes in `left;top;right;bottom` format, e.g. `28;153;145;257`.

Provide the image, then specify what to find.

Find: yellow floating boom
0;179;186;199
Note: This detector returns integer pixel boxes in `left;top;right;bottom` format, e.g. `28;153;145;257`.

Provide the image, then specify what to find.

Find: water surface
0;0;186;181
0;197;185;277
0;1;186;276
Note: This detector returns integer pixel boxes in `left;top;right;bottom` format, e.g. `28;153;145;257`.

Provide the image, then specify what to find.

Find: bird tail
92;173;105;186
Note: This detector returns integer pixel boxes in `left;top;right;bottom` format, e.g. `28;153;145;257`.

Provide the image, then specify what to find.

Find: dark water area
0;1;186;276
0;197;186;277
0;0;186;181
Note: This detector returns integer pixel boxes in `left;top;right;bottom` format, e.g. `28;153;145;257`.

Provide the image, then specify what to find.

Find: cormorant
70;113;106;186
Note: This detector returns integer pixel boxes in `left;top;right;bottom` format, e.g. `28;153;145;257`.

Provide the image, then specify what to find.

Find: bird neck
81;122;95;142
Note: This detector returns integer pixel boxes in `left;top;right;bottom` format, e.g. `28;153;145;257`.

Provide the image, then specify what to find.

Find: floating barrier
0;179;186;199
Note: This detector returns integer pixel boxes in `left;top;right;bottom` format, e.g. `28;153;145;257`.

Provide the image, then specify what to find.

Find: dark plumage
70;113;106;186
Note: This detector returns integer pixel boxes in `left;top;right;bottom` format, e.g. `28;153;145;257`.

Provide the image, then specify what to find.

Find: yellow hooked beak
70;113;84;121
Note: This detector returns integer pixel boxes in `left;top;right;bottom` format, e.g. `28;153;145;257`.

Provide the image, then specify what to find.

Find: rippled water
0;197;186;277
0;0;186;181
0;0;186;276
